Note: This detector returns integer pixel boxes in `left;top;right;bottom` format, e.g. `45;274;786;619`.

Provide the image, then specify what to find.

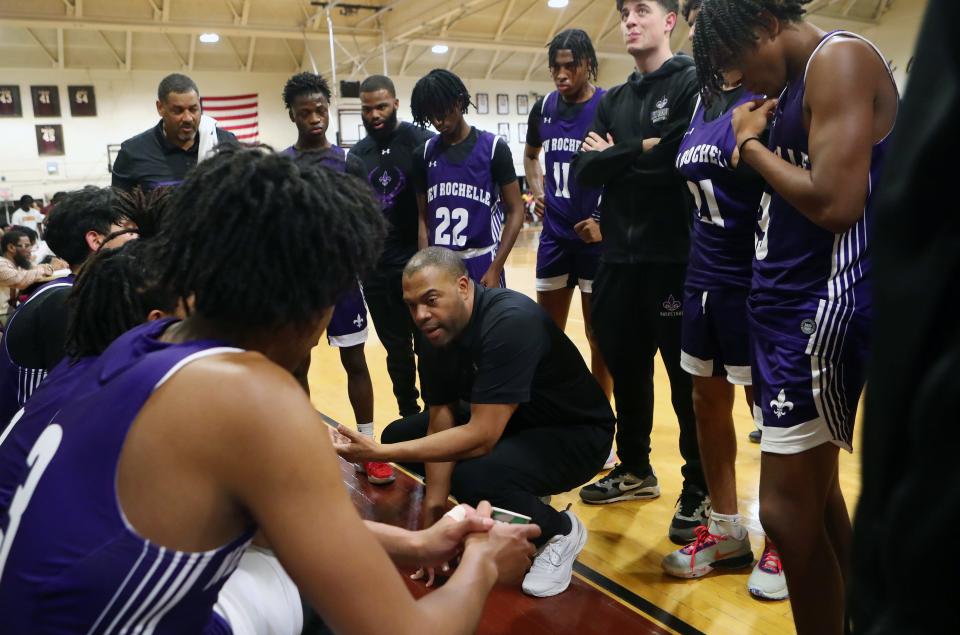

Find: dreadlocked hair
693;0;811;102
65;239;177;360
548;29;599;82
681;0;702;23
410;69;471;128
152;144;386;330
283;72;332;109
112;186;173;239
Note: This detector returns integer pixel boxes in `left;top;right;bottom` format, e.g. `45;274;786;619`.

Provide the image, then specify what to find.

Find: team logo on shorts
660;295;682;317
770;389;795;418
353;314;364;328
800;318;818;336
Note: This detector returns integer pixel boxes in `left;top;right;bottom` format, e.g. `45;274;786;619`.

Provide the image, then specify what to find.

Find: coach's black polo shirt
420;284;615;431
111;121;237;191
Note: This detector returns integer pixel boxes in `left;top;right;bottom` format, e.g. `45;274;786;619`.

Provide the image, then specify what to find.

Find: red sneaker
356;461;396;485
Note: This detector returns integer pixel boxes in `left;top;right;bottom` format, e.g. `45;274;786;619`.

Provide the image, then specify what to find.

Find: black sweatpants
363;265;421;417
591;261;705;490
382;407;612;545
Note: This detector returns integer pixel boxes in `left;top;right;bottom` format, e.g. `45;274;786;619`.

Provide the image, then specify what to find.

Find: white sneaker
521;510;588;597
603;446;617;470
747;538;788;600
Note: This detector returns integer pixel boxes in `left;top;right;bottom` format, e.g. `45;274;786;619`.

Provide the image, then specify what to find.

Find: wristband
738;136;763;157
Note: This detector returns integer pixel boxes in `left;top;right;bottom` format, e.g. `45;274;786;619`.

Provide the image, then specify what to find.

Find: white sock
357;422;374;437
709;511;747;540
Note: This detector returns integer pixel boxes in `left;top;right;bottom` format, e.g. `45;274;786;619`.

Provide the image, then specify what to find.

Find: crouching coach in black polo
333;246;613;598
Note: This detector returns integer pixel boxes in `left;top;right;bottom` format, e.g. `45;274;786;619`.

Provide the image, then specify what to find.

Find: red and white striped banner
200;93;259;142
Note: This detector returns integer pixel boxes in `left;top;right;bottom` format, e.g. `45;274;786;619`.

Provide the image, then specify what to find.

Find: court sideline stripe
572;562;704;635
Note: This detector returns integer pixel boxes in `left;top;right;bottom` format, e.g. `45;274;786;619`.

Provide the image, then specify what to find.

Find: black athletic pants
591;261;705;490
363;265;421;417
382;406;612;546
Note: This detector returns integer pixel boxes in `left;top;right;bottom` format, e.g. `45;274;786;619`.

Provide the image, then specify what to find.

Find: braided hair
283;72;332;109
65;239;177;360
693;0;811;101
681;0;702;23
548;29;599;82
112;186;172;240
152;144;385;330
410;69;471;128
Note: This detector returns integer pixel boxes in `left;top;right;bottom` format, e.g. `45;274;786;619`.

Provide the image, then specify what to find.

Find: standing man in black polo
350;75;434;417
572;0;707;545
112;73;237;191
333;246;614;598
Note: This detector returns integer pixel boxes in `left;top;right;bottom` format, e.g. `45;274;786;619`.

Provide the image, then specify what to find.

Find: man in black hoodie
574;0;707;545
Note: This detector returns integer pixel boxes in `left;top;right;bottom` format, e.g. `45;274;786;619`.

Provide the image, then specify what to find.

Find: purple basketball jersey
0;319;254;634
281;144;347;172
539;89;605;242
424;129;502;251
750;31;896;356
0;277;75;427
676;90;764;290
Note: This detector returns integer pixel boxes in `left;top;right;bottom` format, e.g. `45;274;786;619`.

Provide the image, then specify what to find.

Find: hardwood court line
572;562;704;635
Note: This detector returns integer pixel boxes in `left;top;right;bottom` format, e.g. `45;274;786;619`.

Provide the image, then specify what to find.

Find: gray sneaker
579;465;661;504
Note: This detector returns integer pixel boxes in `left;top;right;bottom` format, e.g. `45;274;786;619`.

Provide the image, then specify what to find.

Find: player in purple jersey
0;188;134;427
524;29;612;405
0;147;540;635
409;69;525;288
694;1;898;633
281;72;394;485
662;0;787;602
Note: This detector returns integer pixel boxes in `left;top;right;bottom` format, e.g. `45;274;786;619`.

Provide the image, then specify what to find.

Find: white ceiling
0;0;900;81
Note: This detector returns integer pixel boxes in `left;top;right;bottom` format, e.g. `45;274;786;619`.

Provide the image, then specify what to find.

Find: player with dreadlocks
0;145;541;634
64;239;180;361
280;72;394;485
523;29;612;427
661;0;788;602
409;69;524;289
0;186;134;426
693;2;898;633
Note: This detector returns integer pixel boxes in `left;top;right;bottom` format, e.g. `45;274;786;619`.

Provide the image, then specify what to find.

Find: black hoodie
572;54;699;264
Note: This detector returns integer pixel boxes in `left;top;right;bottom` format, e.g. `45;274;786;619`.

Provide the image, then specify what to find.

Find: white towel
197;114;220;163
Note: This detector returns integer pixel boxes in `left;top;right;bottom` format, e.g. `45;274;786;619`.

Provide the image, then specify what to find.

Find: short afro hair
283;72;332;109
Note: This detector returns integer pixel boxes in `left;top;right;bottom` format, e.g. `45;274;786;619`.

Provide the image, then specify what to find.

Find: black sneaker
669;484;711;545
579;465;660;504
748;429;762;444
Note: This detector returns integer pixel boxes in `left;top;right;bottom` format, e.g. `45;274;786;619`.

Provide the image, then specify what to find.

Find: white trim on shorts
759;357;854;455
214;546;303;635
328;325;368;348
535;275;593;294
680;351;752;386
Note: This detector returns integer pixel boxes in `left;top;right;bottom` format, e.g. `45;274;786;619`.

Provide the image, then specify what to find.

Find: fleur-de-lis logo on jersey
378;171;392;188
771;390;794;418
662;295;681;313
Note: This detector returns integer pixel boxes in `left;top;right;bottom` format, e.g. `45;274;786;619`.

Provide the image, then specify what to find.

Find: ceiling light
547;0;569;7
431;44;449;54
199;33;220;44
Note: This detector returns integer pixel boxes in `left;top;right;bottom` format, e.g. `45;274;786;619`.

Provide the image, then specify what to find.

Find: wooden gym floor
308;227;863;635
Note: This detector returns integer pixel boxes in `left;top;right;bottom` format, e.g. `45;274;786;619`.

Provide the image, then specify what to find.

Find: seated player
410;69;525;287
0;147;540;635
280;71;393;484
333;246;615;598
0;187;133;425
